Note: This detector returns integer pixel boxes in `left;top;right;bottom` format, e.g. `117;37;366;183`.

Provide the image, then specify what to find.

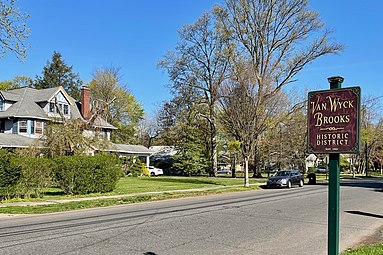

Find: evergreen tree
173;125;209;176
34;51;82;99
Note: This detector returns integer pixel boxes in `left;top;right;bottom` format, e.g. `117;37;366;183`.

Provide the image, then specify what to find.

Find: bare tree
359;96;383;175
370;119;383;175
159;12;232;176
219;64;288;186
0;0;30;61
137;113;160;148
214;0;342;184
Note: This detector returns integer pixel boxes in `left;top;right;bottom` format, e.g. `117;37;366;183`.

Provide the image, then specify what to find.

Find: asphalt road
0;179;382;255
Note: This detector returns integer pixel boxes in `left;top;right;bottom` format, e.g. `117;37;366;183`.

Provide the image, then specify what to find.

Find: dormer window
49;102;55;112
64;104;69;115
48;101;70;115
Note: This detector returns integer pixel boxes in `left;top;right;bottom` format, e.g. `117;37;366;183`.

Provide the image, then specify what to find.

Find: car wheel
287;181;292;188
299;179;304;187
150;172;155;176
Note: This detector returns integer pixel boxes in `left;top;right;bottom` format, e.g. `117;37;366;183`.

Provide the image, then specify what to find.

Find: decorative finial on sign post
328;76;344;89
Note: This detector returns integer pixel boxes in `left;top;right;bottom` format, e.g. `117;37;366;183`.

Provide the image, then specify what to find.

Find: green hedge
53;154;124;195
11;157;53;198
0;149;124;199
0;150;19;199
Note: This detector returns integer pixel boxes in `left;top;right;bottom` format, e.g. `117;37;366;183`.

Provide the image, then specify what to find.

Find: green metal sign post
328;152;340;255
308;76;360;255
327;76;343;255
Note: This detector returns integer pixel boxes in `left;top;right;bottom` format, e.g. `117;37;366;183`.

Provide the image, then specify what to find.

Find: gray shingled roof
32;87;63;102
1;91;20;101
109;143;153;156
0;88;49;119
0;134;41;148
0;87;67;119
0;86;116;129
68;96;84;120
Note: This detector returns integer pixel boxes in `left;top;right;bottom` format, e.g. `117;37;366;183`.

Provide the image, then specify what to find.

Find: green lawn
15;176;265;201
0;176;265;214
111;176;265;194
312;172;383;181
342;243;383;255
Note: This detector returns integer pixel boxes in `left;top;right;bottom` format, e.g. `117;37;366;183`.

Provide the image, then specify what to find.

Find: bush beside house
53;154;124;195
0;150;124;199
11;157;53;198
0;150;20;199
128;159;149;177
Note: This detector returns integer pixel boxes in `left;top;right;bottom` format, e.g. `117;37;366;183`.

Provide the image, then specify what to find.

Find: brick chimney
80;87;91;120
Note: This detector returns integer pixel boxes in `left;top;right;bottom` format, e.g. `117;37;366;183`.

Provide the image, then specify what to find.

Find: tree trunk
244;155;250;187
231;154;237;178
211;130;217;177
361;160;365;175
252;146;262;178
209;109;218;177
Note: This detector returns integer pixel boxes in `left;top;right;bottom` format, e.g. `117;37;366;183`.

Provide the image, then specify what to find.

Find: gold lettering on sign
311;95;354;128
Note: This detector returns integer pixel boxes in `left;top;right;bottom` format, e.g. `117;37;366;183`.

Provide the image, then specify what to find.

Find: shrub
120;156;135;175
142;163;149;176
0;150;53;199
0;149;19;199
11;157;53;198
129;159;149;177
53;154;124;195
307;167;316;174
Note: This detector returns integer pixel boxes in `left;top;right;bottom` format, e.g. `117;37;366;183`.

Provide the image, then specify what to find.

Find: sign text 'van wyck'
308;87;361;154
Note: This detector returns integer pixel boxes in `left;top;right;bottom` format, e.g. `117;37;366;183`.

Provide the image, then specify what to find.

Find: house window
35;121;43;134
57;104;64;114
49;102;55;112
31;120;35;134
19;120;27;133
49;102;69;115
64;104;69;115
0;120;4;133
0;98;4;111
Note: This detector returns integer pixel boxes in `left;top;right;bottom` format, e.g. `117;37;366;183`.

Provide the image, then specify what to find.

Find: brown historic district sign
308;87;361;154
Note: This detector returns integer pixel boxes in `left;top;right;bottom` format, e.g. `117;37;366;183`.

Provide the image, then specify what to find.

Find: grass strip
0;186;259;214
0;176;266;203
342;243;383;255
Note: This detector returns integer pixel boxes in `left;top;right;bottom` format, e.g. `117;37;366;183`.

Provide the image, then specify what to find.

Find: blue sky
1;0;382;114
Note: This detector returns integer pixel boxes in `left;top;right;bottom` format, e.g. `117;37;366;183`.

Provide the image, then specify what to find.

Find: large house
0;86;115;140
0;86;153;166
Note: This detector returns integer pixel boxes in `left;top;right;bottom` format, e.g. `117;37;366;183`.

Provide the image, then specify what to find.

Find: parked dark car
266;170;304;188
